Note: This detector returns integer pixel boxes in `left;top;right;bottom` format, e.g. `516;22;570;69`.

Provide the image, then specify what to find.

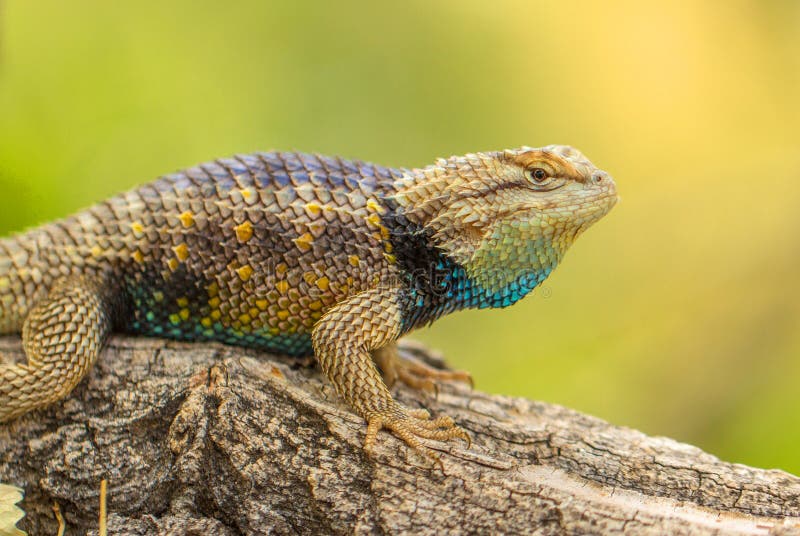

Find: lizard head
488;144;618;242
393;145;617;299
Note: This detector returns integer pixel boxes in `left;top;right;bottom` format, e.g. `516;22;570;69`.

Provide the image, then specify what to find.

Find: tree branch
1;336;799;535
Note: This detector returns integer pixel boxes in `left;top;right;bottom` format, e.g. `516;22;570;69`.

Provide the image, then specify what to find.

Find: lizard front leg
312;286;469;464
373;342;473;393
0;276;112;422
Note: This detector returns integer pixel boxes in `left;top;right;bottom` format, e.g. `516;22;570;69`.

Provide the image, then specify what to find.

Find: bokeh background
1;1;798;473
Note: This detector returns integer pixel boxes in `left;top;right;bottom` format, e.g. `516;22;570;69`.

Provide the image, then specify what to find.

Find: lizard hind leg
0;277;112;423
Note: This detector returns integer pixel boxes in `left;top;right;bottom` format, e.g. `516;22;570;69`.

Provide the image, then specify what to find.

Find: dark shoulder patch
380;198;469;331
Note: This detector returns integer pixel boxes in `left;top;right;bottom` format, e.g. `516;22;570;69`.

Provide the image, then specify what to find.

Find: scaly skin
0;146;617;462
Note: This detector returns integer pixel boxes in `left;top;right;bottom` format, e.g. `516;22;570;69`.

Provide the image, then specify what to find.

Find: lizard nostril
591;172;607;185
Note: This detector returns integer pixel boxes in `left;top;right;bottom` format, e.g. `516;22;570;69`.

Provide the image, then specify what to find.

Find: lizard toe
363;404;470;469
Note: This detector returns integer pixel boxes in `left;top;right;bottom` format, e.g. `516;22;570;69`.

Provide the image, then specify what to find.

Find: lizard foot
374;343;473;394
364;404;471;469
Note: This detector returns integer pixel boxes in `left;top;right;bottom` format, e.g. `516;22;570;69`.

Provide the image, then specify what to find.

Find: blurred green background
1;1;798;473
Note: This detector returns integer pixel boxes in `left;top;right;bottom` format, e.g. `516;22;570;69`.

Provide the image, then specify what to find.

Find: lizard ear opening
462;222;485;244
424;204;491;267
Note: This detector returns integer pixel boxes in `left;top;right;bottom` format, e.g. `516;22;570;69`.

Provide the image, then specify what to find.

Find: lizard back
1;152;414;355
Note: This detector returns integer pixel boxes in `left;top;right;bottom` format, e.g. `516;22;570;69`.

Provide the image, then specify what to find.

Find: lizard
0;145;617;462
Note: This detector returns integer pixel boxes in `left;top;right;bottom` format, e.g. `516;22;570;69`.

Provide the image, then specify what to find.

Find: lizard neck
462;216;574;298
386;166;574;319
381;200;566;334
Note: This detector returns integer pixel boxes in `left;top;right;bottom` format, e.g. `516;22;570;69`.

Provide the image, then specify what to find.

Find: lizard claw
395;358;473;392
374;344;474;395
363;404;471;469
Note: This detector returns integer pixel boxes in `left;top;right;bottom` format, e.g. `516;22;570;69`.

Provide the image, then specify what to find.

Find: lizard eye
527;168;549;183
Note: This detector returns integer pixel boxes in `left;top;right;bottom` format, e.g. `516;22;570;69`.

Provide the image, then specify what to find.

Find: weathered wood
1;336;799;535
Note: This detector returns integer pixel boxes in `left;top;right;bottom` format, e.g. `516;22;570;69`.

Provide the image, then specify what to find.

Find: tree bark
0;336;799;536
